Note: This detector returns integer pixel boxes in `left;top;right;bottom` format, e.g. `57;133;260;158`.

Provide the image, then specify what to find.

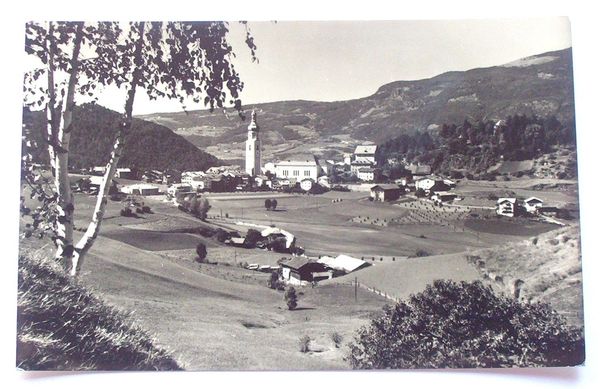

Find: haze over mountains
139;48;575;164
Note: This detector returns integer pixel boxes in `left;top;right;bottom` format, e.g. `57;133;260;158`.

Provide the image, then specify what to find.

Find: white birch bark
53;23;84;272
45;22;57;173
71;22;146;276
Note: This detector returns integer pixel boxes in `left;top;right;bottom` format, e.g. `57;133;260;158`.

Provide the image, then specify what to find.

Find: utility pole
355;277;358;302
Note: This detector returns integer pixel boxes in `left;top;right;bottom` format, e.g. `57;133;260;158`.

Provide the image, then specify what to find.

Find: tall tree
23;21;257;276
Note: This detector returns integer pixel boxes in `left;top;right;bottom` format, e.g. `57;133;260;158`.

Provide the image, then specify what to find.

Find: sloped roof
354;145;377;154
408;164;431;175
318;254;368;273
261;227;295;248
371;184;400;191
280;257;312;270
524;197;544;204
497;197;517;204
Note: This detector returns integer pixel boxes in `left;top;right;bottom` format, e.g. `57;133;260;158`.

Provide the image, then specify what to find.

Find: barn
370;184;402;202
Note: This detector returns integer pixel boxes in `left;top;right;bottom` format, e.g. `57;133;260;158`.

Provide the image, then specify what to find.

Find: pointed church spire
248;109;259;132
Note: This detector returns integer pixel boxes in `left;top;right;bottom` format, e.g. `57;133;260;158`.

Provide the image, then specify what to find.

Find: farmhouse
280;258;331;285
431;191;458;203
524;197;544;214
121;183;160;196
415;177;450;193
370;184;402;202
358;167;382;182
115;168;136;179
353;145;377;164
350;159;374;175
497;198;518;217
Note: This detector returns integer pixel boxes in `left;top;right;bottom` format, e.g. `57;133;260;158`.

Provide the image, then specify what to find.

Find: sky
94;17;573;115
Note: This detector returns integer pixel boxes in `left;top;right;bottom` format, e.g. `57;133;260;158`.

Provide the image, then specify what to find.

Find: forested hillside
377;114;577;178
23;103;222;172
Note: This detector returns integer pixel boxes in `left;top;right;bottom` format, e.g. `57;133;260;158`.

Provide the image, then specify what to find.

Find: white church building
245;110;261;176
265;154;322;182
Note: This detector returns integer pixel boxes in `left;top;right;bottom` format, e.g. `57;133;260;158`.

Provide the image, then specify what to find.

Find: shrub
142;205;151;213
120;207;133;217
267;271;285;290
331;332;343;348
271;199;278;211
299;335;311;353
195;243;207;263
346;280;584;369
265;199;272;210
214;229;230;243
284;286;298;310
414;249;429;257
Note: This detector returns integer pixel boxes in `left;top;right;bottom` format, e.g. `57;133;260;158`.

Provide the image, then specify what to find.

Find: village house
370;184;403;202
407;163;431;179
431;191;458;203
115;168;136;179
91;166;106;176
353;145;378;165
121;183;161;196
415;177;451;193
357;167;381;182
167;183;193;198
181;171;206;190
496;197;518;217
524;197;544;214
280;257;332;285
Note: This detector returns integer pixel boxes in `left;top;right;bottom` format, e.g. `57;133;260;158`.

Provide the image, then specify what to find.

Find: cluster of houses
368;170;458;204
495;196;555;218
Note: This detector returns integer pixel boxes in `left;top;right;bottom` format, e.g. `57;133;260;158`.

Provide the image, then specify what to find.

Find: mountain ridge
140;47;575;163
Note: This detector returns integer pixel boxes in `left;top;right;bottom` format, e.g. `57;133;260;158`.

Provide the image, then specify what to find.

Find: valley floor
17;176;583;369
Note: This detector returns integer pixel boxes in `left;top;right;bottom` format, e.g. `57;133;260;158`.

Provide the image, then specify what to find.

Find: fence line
346;280;402;304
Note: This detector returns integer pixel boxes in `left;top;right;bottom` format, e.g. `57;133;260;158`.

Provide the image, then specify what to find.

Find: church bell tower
245;110;261;176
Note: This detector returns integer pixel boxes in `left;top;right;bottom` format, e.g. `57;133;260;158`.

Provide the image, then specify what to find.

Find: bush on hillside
284;286;298;310
195;243;207;263
299;335;311;353
346;280;584;369
17;254;181;370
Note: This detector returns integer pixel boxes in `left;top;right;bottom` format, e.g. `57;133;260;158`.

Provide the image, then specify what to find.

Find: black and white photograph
8;5;596;381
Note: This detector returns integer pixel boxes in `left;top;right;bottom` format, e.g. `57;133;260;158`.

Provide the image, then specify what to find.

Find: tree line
377;114;576;176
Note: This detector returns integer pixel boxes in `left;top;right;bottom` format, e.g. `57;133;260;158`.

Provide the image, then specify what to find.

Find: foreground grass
16;253;182;371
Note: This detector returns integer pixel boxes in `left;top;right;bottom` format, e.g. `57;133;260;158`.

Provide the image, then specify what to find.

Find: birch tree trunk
45;22;57;174
53;22;84;272
71;22;146;276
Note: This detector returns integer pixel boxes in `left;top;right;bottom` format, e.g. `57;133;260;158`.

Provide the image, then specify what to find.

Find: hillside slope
466;225;583;328
23;104;222;172
17;253;181;370
139;48;575;161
